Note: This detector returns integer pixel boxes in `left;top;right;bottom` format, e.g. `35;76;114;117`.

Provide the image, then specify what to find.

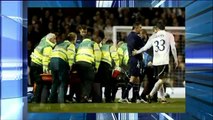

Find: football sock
159;85;166;100
150;79;163;97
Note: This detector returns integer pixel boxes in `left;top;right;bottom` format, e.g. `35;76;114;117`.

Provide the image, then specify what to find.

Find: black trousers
30;62;43;103
69;64;81;102
111;65;129;101
93;61;113;103
75;61;95;102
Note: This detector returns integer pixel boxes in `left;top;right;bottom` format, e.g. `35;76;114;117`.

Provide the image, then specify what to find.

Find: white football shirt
137;30;176;66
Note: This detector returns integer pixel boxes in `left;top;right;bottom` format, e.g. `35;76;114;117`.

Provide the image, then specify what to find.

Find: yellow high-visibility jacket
117;42;129;66
31;36;55;70
75;38;102;70
51;40;75;67
101;44;119;67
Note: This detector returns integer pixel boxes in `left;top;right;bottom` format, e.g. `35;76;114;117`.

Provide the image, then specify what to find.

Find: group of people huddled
29;21;178;104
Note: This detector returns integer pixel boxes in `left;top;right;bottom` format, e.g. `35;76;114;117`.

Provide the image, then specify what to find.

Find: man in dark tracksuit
140;52;158;102
139;29;157;102
121;22;144;103
76;25;88;48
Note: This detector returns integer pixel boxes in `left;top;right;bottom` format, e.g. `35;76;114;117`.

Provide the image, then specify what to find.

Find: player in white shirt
132;21;178;103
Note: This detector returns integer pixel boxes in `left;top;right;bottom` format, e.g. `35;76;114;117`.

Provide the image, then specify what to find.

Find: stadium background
27;7;185;87
0;0;212;120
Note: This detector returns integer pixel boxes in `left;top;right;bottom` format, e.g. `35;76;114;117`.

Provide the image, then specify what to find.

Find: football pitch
28;98;185;113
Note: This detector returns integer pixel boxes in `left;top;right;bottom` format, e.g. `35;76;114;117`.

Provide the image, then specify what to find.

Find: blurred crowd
28;8;185;48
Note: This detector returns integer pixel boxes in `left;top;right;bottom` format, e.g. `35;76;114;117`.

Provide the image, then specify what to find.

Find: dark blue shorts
128;57;141;76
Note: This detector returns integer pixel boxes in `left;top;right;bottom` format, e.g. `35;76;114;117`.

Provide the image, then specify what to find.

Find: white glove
43;66;48;73
147;61;152;67
115;66;121;71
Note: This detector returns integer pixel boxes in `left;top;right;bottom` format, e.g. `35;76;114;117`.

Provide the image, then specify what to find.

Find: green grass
28;98;185;113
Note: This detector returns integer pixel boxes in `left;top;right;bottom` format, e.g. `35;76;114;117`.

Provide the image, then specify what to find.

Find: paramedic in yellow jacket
75;35;102;103
117;40;129;67
30;33;56;103
95;39;119;103
48;32;77;103
112;40;129;101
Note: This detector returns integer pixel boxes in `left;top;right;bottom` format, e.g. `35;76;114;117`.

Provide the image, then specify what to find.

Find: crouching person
30;33;56;103
49;32;76;103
